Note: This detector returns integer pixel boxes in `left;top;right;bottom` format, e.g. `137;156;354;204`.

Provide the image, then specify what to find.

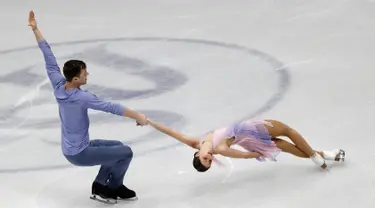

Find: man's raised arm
28;11;65;88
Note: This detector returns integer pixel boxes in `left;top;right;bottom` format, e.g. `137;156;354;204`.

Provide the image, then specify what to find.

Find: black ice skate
115;185;138;201
90;182;117;204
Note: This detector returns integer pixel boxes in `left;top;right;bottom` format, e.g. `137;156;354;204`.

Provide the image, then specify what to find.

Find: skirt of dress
233;119;282;162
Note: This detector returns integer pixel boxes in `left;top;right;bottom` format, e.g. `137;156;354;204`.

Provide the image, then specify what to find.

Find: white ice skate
335;149;345;162
311;152;327;169
322;149;345;162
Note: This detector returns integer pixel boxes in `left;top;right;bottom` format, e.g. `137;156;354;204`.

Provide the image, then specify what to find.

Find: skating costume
38;39;136;204
210;119;282;162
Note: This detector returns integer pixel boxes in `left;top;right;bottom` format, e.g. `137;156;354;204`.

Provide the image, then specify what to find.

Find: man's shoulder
75;89;98;101
53;87;94;101
78;89;95;95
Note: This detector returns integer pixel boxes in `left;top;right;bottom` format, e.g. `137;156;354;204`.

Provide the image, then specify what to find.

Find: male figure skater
28;11;147;203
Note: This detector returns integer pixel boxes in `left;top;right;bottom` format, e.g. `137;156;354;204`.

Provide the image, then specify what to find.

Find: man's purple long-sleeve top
38;39;126;155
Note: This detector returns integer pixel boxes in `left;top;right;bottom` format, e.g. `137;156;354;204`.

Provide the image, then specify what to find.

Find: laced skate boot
311;152;327;169
322;149;345;162
90;182;117;204
114;185;137;201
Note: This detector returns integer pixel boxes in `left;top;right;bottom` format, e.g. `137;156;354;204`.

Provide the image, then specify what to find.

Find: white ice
0;0;374;208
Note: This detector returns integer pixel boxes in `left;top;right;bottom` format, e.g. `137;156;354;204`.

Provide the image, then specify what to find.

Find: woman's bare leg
264;120;316;157
263;120;327;168
272;138;324;158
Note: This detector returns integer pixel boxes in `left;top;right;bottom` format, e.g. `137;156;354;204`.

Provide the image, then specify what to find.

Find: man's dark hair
63;60;86;81
192;151;210;172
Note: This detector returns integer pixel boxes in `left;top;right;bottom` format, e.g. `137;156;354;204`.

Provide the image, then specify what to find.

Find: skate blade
321;163;327;169
118;196;138;202
90;195;117;204
335;149;345;162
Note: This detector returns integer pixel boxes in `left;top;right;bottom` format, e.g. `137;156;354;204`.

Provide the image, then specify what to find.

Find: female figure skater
146;118;345;172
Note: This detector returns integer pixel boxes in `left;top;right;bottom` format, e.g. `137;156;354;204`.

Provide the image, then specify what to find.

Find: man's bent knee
121;145;133;160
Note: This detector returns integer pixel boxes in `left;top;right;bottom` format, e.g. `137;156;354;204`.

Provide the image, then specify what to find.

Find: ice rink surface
0;0;374;207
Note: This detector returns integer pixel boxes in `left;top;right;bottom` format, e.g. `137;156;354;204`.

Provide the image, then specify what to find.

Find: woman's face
197;142;213;168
